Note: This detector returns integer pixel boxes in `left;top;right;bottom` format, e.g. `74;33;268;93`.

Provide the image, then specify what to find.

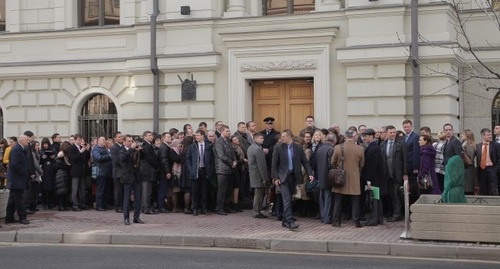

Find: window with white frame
79;0;120;27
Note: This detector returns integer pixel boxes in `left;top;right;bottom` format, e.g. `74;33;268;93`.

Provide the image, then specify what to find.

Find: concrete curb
0;231;499;261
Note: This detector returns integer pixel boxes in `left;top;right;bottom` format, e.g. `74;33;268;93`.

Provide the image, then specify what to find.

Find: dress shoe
115;208;123;213
332;220;341;228
144;209;158;215
225;208;237;214
25;209;35;214
72;207;82;212
253;214;268;219
19;219;30;225
5;218;18;224
184;209;193;214
216;210;227;216
79;205;88;210
192;210;199;216
158;208;171;214
200;210;210;215
124;219;130;225
361;221;378;227
354;221;362;228
133;218;145;224
387;216;403;222
96;208;106;211
282;222;299;231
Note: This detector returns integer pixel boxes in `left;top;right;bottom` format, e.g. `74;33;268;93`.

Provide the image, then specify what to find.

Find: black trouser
6;189;26;221
333;193;360;223
123;181;142;220
114;177;123;210
192;168;208;211
280;174;296;225
216;174;232;211
479;166;498;195
95;176;109;209
23;181;40;210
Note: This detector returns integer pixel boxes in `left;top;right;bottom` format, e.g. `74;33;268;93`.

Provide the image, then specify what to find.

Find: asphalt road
0;244;498;269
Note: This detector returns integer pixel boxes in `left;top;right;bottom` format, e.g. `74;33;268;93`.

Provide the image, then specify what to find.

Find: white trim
227;45;331;130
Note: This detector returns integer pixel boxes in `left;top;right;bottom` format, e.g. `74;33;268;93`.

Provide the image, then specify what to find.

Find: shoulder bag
328;144;345;188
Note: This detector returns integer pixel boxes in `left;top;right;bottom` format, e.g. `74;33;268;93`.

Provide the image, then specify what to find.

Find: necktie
387;140;393;156
405;134;409;143
199;144;204;167
480;143;488;170
287;145;293;171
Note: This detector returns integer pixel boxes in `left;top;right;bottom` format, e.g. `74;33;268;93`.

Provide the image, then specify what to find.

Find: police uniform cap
263;117;275;124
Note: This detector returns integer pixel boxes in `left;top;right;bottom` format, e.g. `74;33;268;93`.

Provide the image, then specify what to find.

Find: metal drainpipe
151;0;160;134
411;0;420;130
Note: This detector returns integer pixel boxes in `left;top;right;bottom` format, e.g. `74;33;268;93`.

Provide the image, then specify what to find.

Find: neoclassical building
0;0;497;139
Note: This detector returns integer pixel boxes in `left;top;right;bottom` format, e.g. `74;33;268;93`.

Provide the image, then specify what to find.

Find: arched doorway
79;94;117;141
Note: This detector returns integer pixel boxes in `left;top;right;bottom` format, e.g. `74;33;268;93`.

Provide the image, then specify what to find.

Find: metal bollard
400;179;412;239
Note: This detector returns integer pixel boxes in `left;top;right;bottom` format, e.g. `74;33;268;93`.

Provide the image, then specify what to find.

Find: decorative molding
240;60;318;72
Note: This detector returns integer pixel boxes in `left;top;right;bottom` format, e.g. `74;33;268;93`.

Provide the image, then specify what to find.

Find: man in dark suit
110;131;124;213
312;133;335;224
380;125;408;222
5;135;31;225
442;123;462;167
361;129;385;226
22;130;38;214
139;131;159;214
69;134;91;211
119;135;143;225
187;130;214;216
157;132;175;213
272;129;313;231
402;120;420;175
476;128;499;195
261;117;280;174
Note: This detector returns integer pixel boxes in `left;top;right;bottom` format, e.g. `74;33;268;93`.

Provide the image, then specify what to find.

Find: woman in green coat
442;155;467;203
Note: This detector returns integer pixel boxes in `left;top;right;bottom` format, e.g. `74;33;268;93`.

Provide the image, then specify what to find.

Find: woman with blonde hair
433;131;447;192
460;129;476;195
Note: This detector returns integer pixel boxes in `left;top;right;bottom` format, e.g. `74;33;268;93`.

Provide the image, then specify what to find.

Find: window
79;0;120;27
0;0;5;31
263;0;315;16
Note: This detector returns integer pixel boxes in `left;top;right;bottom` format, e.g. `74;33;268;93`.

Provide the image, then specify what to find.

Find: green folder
371;186;380;200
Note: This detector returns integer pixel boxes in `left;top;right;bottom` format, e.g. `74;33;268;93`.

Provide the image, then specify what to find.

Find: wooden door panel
253;79;313;136
288;103;314;136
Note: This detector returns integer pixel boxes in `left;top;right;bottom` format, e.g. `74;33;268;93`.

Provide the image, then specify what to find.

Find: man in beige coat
331;130;365;228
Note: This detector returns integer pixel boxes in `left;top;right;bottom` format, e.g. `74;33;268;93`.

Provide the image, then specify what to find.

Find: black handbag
328;144;345;188
417;173;433;191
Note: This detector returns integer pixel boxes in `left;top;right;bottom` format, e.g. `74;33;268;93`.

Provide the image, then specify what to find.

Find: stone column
223;0;249;18
315;0;342;11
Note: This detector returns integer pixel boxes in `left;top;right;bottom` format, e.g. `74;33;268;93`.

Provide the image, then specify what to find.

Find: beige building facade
0;0;497;138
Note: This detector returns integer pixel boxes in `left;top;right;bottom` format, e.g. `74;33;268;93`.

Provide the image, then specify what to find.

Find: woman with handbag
460;129;476;195
418;135;441;194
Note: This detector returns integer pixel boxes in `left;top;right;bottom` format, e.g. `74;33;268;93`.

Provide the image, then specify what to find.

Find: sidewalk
0;209;498;261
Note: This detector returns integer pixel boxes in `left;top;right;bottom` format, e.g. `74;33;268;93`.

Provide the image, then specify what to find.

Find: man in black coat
380;125;408;222
442;123;462;167
22;131;38;214
110;131;124;213
119;135;143;225
312;133;335;224
260;117;280;177
5;135;31;225
68;134;91;211
272;129;313;231
157;132;175;213
139;131;159;214
360;129;385;226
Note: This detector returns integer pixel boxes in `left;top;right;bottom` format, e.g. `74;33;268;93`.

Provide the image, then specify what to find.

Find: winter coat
442;155;467;203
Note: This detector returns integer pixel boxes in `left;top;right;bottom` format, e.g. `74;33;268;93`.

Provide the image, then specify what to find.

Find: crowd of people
0;116;495;230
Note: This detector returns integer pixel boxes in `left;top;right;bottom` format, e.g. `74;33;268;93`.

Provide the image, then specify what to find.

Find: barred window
79;0;120;27
0;0;5;31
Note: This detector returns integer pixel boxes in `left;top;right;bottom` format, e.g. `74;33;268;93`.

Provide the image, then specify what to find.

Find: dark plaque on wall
179;75;197;101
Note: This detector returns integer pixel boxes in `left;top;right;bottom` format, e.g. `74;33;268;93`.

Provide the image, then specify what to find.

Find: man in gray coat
312;133;335;224
247;133;268;218
214;125;237;215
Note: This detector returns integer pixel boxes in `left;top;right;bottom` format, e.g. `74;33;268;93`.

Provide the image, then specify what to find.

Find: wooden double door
253;79;314;136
